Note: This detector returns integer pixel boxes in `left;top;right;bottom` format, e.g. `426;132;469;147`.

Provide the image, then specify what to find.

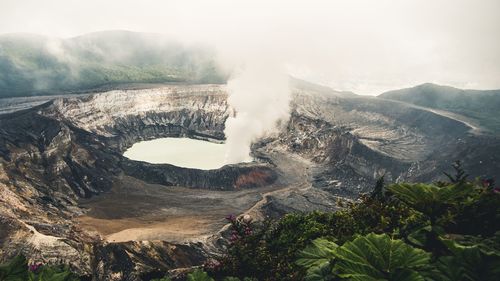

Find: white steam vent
224;61;291;164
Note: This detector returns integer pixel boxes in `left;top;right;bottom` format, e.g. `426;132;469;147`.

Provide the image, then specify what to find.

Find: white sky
1;0;499;94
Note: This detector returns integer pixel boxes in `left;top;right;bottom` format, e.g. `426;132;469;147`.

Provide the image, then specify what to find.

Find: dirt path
380;98;486;135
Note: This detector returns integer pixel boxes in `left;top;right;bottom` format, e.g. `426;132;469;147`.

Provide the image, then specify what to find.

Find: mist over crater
0;0;499;277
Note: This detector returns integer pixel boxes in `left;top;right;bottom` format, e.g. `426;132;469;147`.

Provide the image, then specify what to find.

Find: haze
1;0;500;94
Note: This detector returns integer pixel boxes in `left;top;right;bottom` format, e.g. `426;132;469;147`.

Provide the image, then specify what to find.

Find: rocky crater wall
1;83;500;280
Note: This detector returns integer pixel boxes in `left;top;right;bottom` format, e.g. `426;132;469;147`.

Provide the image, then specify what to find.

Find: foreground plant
434;233;500;281
0;255;79;281
334;233;430;281
187;269;214;281
296;233;431;281
211;160;500;280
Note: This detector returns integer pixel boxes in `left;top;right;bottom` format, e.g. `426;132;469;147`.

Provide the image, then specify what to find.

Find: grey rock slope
0;82;499;280
379;83;500;133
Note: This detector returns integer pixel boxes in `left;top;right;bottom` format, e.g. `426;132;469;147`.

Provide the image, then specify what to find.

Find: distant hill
0;30;227;97
290;77;357;98
379;83;500;133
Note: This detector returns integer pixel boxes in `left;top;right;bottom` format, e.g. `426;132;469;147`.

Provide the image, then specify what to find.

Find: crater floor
76;148;317;243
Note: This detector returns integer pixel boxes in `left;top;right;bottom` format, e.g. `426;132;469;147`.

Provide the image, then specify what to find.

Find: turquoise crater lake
123;137;228;170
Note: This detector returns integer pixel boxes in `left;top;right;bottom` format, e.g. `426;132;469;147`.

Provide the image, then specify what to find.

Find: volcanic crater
1;81;499;279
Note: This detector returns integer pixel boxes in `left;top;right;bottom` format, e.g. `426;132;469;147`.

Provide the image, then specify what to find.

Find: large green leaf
407;226;432;247
387;183;473;218
0;255;29;281
296;238;338;269
434;251;500;281
303;263;335;281
296;238;338;281
433;234;500;281
187;269;214;281
334;233;430;281
441;232;500;257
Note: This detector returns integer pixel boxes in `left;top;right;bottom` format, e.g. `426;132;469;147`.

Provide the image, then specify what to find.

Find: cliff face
42;86;229;136
269;88;499;197
0;85;276;279
0;83;499;280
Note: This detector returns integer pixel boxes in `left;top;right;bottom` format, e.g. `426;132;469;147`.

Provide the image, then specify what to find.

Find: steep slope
0;85;278;279
0;83;499;280
0;31;227;97
379;83;500;133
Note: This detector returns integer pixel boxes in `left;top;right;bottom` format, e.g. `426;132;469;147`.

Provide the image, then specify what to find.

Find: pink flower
204;259;222;270
28;263;43;272
244;227;253;235
482;178;495;189
230;234;239;242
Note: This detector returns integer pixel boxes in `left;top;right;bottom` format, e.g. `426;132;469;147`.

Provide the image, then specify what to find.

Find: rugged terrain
380;83;500;133
0;82;499;280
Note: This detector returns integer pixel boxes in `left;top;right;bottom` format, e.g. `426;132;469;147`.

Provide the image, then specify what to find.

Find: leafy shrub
0;255;79;281
211;164;500;281
387;182;474;224
433;233;500;281
334;233;430;281
447;181;500;236
295;233;431;281
213;193;425;280
0;255;29;281
6;165;498;281
295;238;338;281
296;238;338;271
187;269;214;281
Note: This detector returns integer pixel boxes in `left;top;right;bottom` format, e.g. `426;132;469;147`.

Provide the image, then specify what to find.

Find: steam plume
224;60;290;164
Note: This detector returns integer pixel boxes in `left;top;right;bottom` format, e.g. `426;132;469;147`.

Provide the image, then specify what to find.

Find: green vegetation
0;255;79;281
2;164;499;280
0;31;227;98
187;270;214;281
334;233;430;281
204;164;500;280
